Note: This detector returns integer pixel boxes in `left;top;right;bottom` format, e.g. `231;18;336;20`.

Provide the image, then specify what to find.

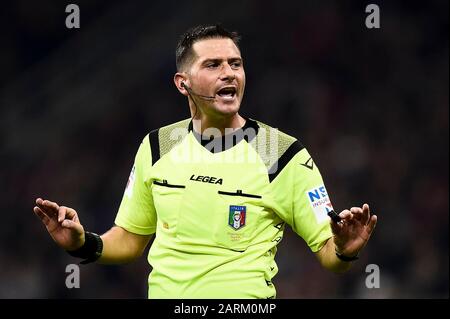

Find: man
33;25;377;298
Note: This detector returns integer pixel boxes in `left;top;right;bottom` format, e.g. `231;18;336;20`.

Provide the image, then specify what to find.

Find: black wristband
335;250;359;262
67;231;103;264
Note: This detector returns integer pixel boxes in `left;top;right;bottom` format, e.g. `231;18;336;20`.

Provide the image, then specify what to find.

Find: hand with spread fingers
33;198;85;251
330;204;377;258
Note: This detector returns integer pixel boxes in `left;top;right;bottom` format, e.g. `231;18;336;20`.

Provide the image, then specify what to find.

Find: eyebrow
200;57;243;65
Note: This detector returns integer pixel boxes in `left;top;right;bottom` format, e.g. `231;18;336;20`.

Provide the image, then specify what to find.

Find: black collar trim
188;117;259;153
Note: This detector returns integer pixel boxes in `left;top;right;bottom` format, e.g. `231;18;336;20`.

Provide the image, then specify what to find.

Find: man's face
186;38;246;119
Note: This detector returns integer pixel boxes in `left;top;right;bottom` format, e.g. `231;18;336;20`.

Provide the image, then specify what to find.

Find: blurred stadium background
0;0;447;298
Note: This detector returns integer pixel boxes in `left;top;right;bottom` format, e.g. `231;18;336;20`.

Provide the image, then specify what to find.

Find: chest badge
228;205;246;230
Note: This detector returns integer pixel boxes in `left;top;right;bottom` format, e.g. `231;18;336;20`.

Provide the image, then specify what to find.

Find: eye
230;61;242;69
206;63;219;69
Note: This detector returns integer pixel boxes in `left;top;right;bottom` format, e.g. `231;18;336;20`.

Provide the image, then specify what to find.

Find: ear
174;73;189;97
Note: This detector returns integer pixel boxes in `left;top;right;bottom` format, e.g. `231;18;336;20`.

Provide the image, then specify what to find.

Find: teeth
217;92;235;100
218;92;234;97
216;87;236;100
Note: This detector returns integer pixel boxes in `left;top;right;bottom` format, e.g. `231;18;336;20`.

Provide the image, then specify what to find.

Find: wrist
335;248;359;262
66;231;103;264
67;233;85;252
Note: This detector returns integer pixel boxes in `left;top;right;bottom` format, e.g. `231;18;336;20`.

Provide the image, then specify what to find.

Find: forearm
315;238;353;273
98;226;151;264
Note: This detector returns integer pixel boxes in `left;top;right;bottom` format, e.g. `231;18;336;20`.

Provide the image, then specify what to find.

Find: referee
33;25;377;299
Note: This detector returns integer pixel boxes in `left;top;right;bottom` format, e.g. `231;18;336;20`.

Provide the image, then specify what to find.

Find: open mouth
216;86;237;100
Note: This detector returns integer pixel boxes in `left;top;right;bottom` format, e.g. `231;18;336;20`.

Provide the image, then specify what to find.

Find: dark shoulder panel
148;128;160;166
248;119;304;182
268;140;304;182
148;118;191;166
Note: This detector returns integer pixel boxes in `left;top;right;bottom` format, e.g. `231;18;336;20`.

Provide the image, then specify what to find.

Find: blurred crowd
0;0;447;298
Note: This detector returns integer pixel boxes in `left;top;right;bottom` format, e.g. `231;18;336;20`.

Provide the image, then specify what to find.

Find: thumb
366;214;378;236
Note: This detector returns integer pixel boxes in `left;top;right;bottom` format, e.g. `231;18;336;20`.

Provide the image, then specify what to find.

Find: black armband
335;249;359;262
67;231;103;264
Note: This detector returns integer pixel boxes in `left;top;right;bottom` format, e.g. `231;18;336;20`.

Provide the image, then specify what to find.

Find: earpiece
180;82;215;100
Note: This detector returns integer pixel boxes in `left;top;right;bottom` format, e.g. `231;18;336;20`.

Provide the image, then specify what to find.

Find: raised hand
330;203;377;257
33;198;85;251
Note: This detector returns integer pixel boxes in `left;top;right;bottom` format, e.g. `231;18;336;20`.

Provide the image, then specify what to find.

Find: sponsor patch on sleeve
125;165;136;198
306;185;334;223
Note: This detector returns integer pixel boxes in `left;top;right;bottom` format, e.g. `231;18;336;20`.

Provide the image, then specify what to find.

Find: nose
219;63;235;82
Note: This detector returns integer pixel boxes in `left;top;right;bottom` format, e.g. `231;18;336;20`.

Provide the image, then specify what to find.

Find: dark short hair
176;24;241;71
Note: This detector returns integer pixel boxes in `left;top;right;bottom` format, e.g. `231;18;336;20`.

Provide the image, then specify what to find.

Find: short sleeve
270;145;333;252
114;135;157;235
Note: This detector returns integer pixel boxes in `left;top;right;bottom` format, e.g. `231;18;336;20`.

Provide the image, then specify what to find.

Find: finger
339;209;353;221
58;206;65;222
66;208;78;221
43;199;59;211
59;206;78;222
42;199;59;217
36;198;52;216
362;203;370;225
350;207;364;221
366;214;377;235
33;206;50;226
36;198;56;217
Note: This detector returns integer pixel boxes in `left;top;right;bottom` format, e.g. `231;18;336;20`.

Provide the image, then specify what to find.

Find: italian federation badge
228;205;246;230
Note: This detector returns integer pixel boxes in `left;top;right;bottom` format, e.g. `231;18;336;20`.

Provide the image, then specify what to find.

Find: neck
191;111;245;136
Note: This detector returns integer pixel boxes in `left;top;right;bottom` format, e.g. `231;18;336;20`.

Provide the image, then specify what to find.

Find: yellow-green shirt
115;118;333;298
